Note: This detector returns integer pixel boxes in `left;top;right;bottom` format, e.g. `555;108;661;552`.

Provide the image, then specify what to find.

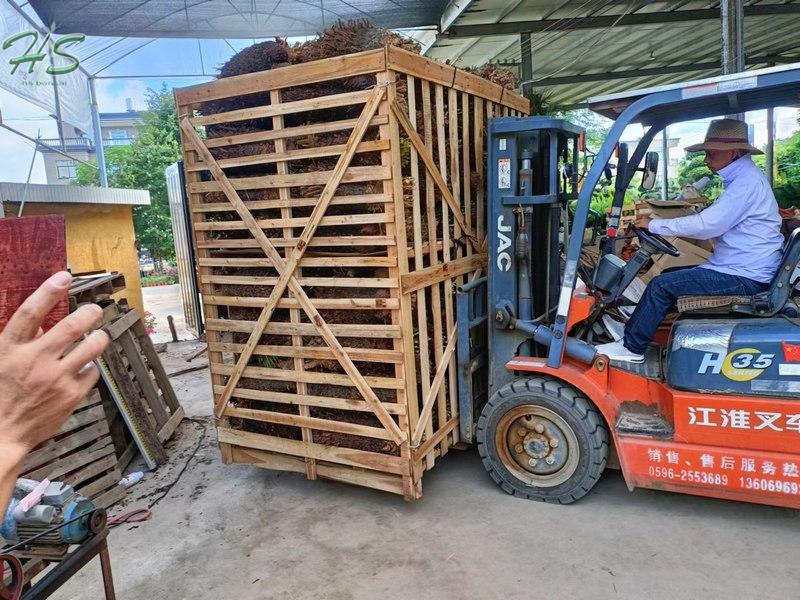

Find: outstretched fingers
2;271;72;343
60;329;110;374
38;304;104;357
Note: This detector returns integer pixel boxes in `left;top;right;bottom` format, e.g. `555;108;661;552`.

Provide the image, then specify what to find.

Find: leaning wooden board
0;215;68;331
175;46;528;499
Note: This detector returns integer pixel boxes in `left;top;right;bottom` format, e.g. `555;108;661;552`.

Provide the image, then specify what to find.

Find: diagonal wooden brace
179;87;406;445
410;324;458;447
389;100;480;252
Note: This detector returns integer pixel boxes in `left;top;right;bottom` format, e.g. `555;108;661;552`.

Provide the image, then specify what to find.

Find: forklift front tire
477;376;608;504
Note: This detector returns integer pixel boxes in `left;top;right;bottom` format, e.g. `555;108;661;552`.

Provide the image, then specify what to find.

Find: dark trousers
623;266;768;354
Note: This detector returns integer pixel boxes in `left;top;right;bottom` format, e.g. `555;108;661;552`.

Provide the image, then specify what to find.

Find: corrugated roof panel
423;0;800;105
0;183;151;206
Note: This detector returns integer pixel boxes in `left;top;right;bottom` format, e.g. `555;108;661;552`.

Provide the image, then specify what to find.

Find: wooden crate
175;46;528;499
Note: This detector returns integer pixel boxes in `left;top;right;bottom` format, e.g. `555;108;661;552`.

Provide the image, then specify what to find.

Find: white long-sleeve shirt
649;154;783;284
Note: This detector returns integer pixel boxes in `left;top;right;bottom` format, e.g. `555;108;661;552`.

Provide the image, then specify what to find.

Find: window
56;159;77;179
107;129;132;146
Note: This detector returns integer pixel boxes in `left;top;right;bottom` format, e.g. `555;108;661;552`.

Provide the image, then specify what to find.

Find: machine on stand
1;479;115;600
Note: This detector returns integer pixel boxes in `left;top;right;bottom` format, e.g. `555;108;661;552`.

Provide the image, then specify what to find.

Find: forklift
456;65;800;508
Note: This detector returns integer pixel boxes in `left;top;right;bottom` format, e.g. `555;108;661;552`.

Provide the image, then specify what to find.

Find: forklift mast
456;118;583;442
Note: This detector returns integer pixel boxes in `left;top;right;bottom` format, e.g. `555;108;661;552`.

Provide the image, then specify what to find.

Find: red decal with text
673;394;800;454
619;437;800;508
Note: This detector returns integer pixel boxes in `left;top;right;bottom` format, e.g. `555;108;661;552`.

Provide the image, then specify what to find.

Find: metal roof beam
441;4;800;38
518;53;800;87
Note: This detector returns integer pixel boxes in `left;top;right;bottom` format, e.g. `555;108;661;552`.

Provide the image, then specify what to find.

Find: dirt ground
45;337;799;600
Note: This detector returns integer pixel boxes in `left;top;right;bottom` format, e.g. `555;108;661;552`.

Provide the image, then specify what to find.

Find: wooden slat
204;295;400;311
218;427;407;474
211;363;404;390
436;84;453;457
404;75;433;470
175;48;386;105
205;318;401;338
104;309;139;341
189;139;390;171
196;235;395;249
272;87;316;482
474;96;485;240
192;193;389;212
63;454;119;489
421;78;448;465
187;165;391;193
157;406;185;444
401;253;487;295
22;421;109;472
198;256;395;268
209;341;403;363
214;384;406;415
201;274;397;288
193;211;391;231
228;446;406;495
202;115;389;149
411;324;458;446
25;440;115;483
92;485;127;509
57;405;107;436
380;68;416;499
191;88;375;127
414;415;459;463
224;406;394;440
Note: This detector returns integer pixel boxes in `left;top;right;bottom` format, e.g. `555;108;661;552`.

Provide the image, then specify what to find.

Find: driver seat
676;227;800;317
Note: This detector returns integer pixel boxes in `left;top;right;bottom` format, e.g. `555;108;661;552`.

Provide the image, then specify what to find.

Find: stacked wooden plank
20;389;126;509
176;46;528;499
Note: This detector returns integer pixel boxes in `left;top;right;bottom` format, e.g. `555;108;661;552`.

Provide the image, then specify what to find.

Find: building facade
0;182;150;315
36;108;143;185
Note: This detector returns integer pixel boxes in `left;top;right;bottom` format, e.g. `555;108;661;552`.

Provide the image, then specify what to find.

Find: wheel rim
495;404;579;488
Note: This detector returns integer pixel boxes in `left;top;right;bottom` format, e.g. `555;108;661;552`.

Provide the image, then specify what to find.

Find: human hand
634;215;652;230
0;271;110;464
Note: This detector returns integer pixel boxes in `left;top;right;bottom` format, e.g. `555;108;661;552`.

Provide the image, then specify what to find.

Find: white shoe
595;340;645;363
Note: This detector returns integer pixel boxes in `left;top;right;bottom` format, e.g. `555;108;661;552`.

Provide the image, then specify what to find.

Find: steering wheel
633;227;681;257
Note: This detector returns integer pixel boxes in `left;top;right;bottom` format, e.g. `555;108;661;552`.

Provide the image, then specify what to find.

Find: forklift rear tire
477;376;608;504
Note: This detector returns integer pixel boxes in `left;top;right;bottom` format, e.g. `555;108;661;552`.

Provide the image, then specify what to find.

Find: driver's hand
634;215;652;230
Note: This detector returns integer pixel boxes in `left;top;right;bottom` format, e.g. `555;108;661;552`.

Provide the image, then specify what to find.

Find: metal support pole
520;31;532;98
661;126;669;200
721;0;745;75
47;45;65;146
89;77;109;187
766;106;775;185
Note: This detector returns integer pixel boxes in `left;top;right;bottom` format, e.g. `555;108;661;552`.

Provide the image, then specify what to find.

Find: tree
74;84;181;265
675;151;723;201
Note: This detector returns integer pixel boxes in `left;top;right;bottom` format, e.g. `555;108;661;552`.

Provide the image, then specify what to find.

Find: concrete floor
52;340;798;600
141;284;193;344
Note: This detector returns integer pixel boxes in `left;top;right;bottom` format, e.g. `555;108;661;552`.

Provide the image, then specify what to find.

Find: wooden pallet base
228;445;408;496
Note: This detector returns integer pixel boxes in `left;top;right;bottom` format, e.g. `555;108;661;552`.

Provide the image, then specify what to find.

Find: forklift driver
596;118;784;363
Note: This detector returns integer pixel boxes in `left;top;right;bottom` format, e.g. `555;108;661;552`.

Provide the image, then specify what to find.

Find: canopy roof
586;63;800;125
416;0;800;106
28;0;446;38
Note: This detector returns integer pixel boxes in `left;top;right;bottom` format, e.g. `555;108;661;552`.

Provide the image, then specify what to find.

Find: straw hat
685;118;763;154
